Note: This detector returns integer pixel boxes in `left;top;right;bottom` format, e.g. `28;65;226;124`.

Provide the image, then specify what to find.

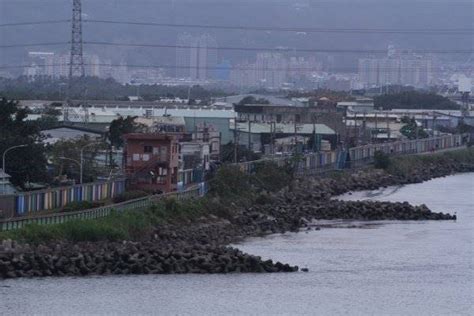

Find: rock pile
0;241;297;278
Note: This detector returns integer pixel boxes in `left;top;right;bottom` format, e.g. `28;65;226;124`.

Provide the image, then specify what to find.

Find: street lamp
80;142;102;184
59;141;102;184
2;144;28;195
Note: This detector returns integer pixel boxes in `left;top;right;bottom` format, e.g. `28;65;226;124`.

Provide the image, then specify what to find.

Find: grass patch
0;162;292;244
387;148;474;177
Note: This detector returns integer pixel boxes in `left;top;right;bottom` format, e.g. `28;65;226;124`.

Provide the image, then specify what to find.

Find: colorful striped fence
14;179;126;216
348;134;463;162
179;168;204;186
235;134;467;175
0;183;207;232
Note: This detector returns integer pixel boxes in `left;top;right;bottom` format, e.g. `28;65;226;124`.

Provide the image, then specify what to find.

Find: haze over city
1;0;472;89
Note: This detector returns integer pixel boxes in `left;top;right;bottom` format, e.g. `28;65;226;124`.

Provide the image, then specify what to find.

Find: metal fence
0;183;206;232
234;134;466;175
13;178;126;216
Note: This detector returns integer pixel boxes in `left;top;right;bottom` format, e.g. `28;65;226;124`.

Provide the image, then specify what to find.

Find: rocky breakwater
237;195;456;236
0;237;297;279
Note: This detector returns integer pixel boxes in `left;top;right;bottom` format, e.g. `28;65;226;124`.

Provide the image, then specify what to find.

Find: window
160;146;168;159
276;114;282;123
295;114;301;123
132;154;140;161
144;145;153;153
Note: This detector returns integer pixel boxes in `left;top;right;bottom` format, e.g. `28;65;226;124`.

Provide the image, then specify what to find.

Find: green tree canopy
107;116;143;148
0;98;48;188
0;76;228;102
374;91;459;110
400;116;429;140
237;96;270;106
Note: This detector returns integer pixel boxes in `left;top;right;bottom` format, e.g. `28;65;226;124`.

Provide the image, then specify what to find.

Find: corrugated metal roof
216;94;304;107
233;122;335;135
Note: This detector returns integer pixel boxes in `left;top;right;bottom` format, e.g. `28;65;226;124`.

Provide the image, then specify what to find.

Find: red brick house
123;133;181;193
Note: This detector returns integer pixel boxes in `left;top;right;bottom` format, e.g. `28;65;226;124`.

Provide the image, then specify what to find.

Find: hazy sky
1;0;472;73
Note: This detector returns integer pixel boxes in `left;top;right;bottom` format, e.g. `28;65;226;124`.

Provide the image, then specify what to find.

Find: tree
0;98;48;188
107;116;143;148
49;136;105;184
400;116;428;140
237;96;270;106
220;141;261;163
35;107;61;130
374;91;459;110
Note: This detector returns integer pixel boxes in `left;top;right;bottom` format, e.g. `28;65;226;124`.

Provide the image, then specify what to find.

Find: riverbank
1;148;473;279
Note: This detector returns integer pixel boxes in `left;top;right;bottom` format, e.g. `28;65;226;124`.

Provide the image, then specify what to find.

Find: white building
24;52;102;79
176;33;218;81
358;48;432;88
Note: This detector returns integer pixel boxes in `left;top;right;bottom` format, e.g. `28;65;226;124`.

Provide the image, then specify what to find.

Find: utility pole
362;111;367;144
386;113;390;141
294;113;298;154
65;0;85;122
374;112;378;143
415;115;419;140
248;119;252;151
461;91;470;118
233;117;239;163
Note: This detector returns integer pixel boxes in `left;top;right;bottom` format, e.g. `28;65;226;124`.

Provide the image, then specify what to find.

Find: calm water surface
1;173;473;315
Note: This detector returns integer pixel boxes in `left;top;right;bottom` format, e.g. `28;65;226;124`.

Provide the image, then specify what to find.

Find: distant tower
65;0;85;122
459;77;472;118
69;0;85;78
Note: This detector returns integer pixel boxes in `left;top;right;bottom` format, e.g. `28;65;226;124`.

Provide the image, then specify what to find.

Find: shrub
112;190;149;203
254;161;292;192
373;150;391;169
60;220;128;242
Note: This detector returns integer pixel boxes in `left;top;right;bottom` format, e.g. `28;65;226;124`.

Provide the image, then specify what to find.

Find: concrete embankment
1;149;472;279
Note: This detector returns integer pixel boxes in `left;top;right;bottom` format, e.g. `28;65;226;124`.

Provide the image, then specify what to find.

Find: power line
2;19;471;35
0;63;470;73
1;41;472;55
84;41;473;54
0;20;70;28
0;42;68;48
83;19;474;35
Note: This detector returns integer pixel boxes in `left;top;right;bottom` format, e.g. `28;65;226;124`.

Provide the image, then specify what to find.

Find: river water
1;173;473;315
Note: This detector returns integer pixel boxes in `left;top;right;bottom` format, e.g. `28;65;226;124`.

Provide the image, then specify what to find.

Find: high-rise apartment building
358;47;432;88
176;33;218;81
24;52;55;77
230;61;258;88
255;52;288;89
24;52;102;79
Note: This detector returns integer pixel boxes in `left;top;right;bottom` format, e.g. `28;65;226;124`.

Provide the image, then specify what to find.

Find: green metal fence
0;186;202;232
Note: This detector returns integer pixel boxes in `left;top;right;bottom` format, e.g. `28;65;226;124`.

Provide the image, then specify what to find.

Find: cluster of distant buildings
7;90;473;194
358;45;433;89
18;40;472;93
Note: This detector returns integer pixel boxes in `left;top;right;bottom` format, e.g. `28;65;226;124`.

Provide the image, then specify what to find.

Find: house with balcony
123;133;181;193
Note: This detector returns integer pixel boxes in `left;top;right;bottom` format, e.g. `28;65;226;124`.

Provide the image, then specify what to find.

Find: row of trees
0;77;228;103
374;91;459;110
